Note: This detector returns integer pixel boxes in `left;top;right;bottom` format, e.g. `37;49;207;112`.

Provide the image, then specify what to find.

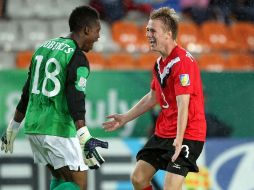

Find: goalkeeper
1;5;108;190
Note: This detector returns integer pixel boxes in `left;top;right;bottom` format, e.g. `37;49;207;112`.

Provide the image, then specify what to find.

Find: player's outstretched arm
102;114;127;132
103;90;157;132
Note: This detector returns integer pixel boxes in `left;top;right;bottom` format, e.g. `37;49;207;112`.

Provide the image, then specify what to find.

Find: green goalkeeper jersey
24;37;89;138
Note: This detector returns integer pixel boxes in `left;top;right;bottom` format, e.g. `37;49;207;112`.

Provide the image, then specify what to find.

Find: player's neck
69;32;83;49
161;41;177;60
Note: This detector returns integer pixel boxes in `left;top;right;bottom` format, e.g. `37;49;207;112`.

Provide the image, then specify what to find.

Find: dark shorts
136;135;204;177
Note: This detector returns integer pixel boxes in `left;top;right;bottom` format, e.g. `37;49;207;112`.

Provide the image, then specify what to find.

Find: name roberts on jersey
40;39;74;54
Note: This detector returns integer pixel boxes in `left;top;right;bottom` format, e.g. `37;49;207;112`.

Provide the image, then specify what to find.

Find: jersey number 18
31;55;61;97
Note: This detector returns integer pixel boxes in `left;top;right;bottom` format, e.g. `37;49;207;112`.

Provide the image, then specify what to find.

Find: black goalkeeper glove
77;126;108;169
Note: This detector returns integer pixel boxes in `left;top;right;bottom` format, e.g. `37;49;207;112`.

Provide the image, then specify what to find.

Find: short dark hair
69;5;99;32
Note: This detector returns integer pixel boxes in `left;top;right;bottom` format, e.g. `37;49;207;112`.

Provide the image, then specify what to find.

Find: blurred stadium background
0;0;253;190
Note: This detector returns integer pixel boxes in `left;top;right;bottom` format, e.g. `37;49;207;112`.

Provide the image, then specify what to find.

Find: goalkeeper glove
1;119;21;153
77;126;108;169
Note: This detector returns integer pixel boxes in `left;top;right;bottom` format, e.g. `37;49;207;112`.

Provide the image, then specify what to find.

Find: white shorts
27;134;88;171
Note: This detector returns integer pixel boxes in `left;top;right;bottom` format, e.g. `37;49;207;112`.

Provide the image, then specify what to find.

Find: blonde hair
150;7;179;40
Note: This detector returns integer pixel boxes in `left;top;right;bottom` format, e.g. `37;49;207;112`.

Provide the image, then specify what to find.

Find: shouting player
1;5;108;190
103;7;206;190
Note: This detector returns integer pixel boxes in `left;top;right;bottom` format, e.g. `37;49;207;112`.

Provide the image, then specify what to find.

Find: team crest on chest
155;57;180;87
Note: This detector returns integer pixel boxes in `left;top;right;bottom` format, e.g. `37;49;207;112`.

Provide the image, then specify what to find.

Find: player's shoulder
175;46;196;63
75;48;88;61
175;45;188;57
71;48;89;68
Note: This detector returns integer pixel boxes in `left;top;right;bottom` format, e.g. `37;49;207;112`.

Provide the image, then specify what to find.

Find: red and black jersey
151;45;206;141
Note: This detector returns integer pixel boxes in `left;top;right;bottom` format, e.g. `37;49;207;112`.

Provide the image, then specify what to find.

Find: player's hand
1;120;21;153
77;126;108;169
102;114;127;132
171;138;182;162
83;153;103;169
83;137;108;169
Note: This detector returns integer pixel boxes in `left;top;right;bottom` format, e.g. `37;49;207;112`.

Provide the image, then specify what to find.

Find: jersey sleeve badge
179;74;190;86
77;77;87;90
75;67;89;93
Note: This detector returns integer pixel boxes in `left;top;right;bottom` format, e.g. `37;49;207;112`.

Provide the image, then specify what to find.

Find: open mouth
149;39;156;47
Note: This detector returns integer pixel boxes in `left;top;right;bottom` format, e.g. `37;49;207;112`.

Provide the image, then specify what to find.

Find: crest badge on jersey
75;67;89;93
179;74;190;86
78;77;87;90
